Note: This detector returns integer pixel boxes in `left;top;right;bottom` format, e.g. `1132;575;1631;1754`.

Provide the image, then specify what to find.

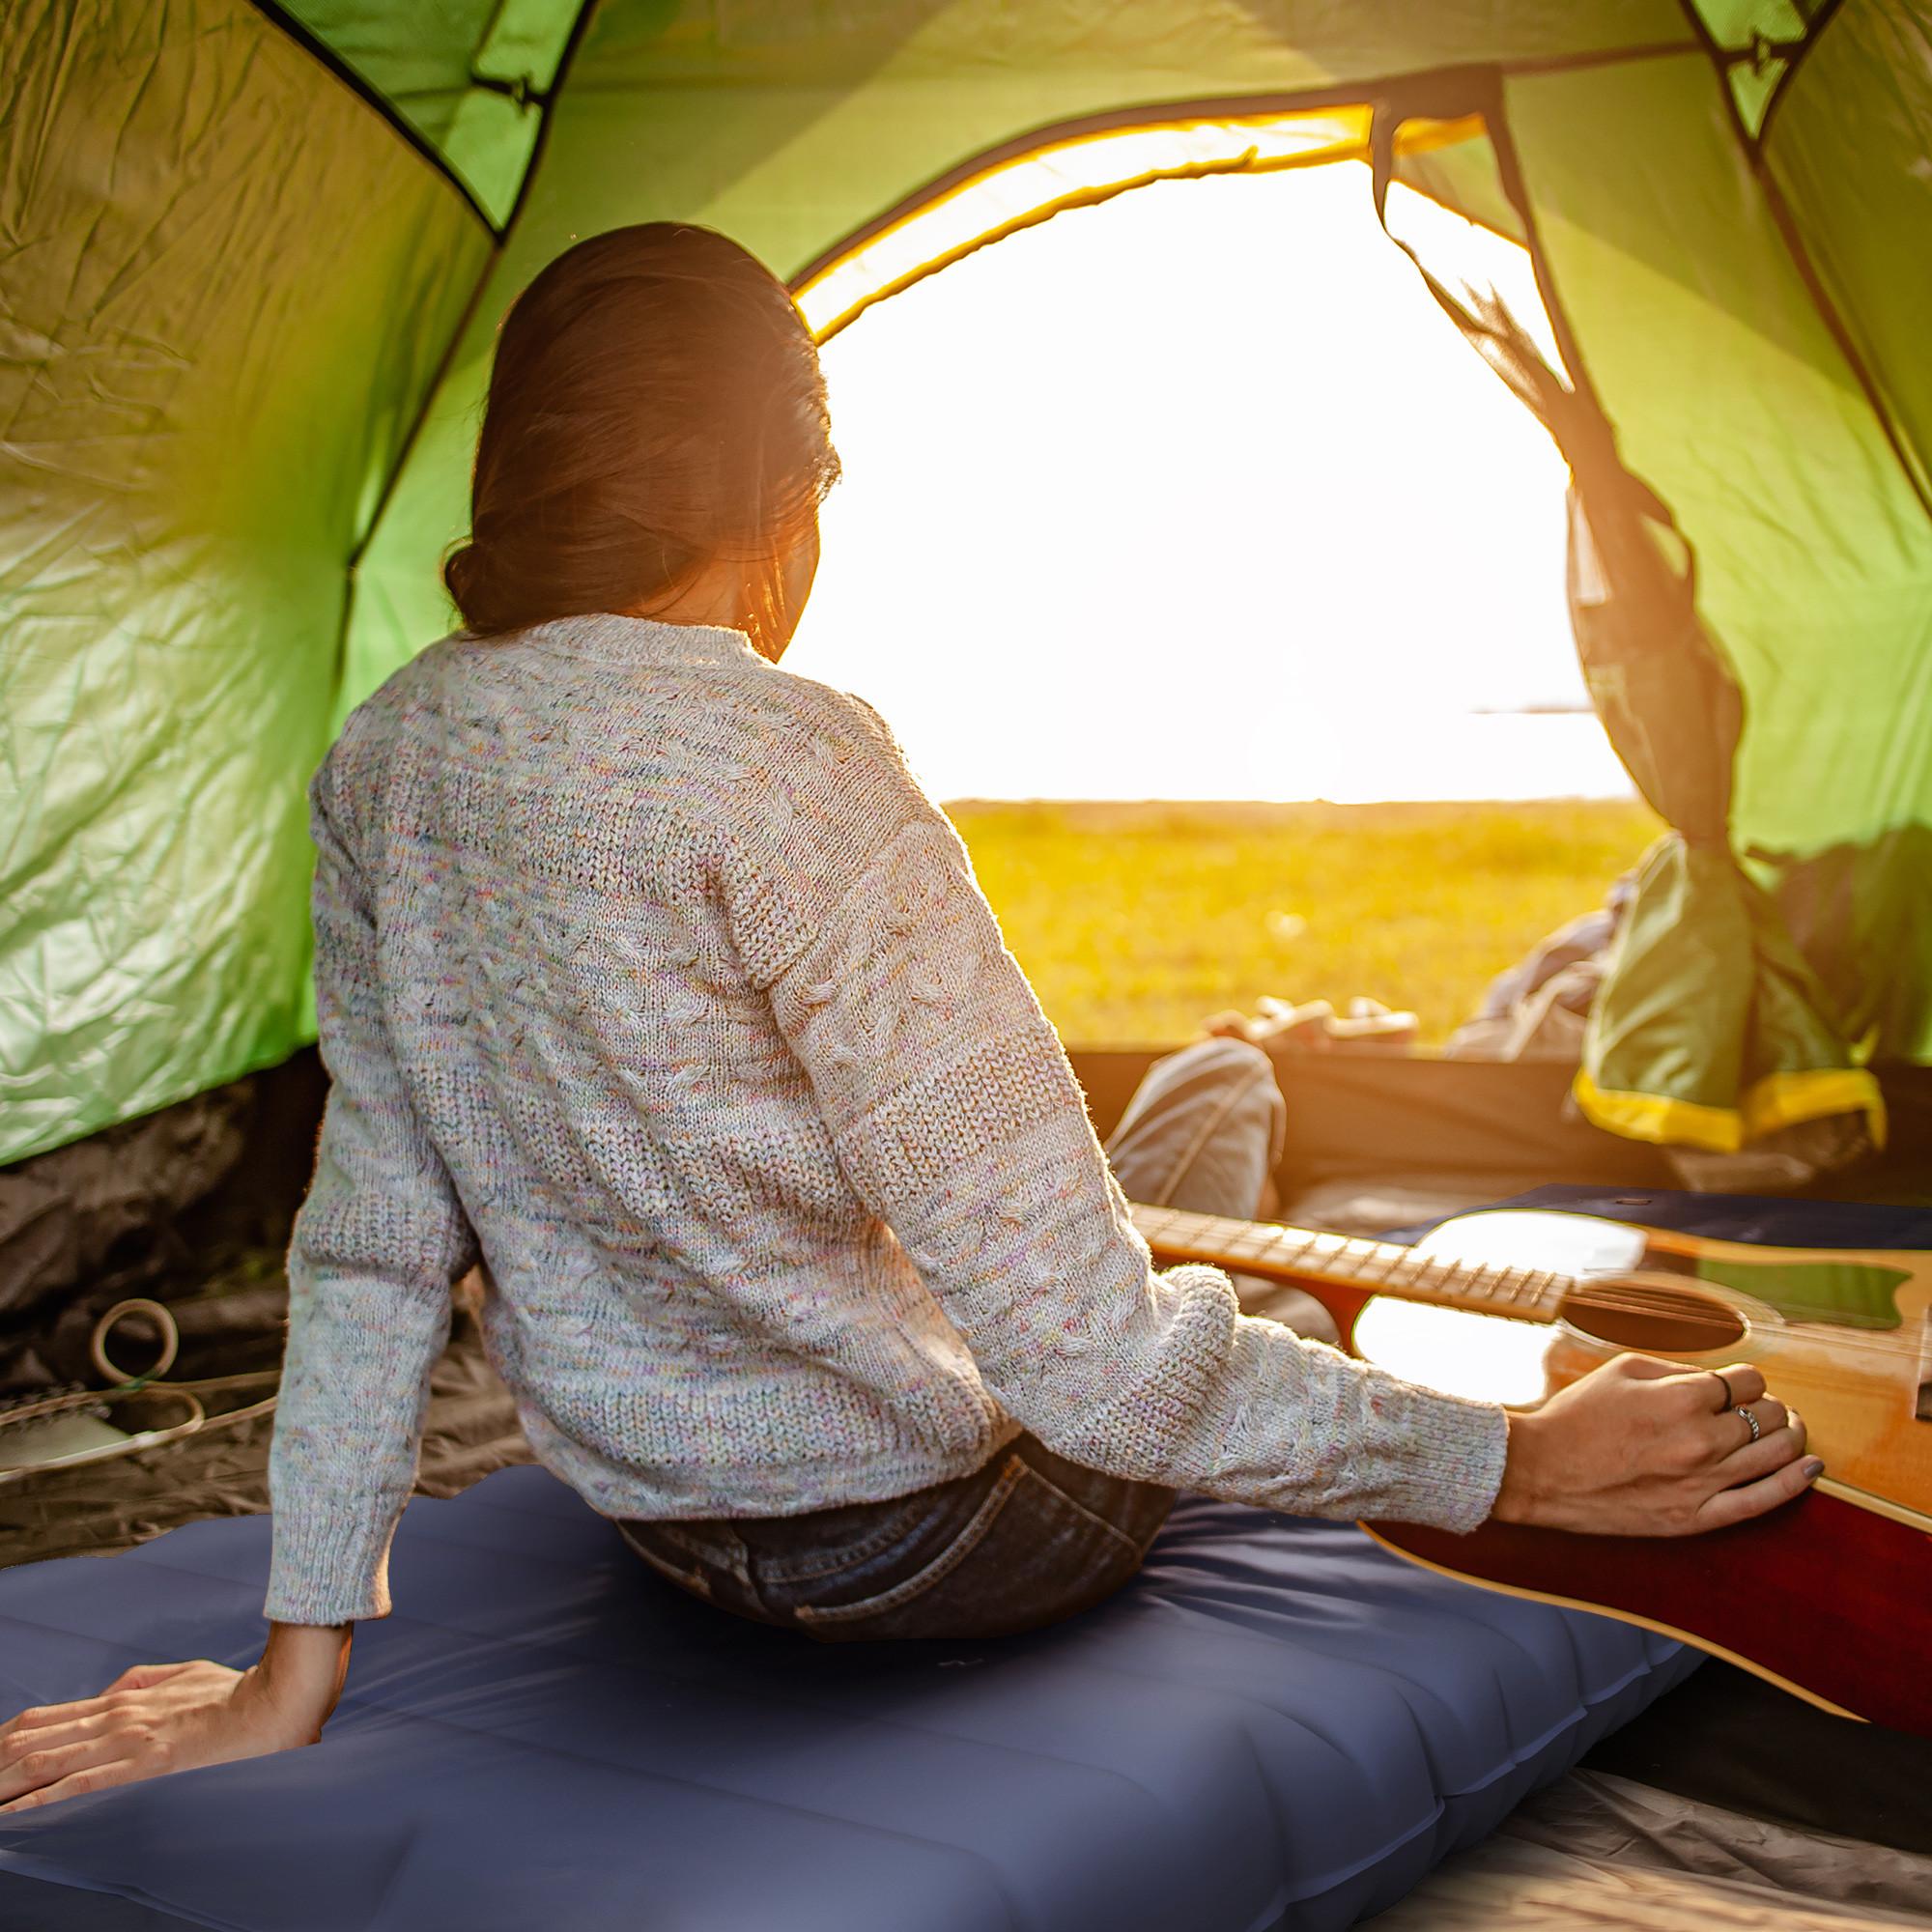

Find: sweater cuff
1378;1385;1511;1534
264;1495;405;1626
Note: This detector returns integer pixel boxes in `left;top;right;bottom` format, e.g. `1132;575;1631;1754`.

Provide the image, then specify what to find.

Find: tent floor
4;1760;1928;1931
3;1046;1930;1929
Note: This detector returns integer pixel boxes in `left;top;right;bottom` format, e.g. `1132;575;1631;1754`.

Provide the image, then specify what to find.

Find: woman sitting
0;224;1814;1811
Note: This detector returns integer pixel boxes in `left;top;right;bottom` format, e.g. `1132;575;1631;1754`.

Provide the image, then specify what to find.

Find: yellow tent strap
1571;1067;1889;1154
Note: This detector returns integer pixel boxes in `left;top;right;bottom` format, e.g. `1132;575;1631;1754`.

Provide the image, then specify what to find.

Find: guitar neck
1128;1203;1575;1321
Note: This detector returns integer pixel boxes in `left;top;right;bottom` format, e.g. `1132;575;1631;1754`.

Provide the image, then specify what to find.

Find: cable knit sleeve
264;752;478;1626
735;696;1508;1530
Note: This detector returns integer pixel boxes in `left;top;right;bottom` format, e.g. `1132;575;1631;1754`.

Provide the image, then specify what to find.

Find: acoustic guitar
1129;1201;1932;1736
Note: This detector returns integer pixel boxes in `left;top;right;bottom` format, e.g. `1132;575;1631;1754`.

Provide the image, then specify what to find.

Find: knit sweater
267;613;1509;1626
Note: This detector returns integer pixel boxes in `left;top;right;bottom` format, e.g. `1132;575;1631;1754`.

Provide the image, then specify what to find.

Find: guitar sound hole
1557;1280;1746;1356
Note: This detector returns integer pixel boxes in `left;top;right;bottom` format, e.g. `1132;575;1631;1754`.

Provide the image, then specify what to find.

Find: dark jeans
619;1037;1286;1641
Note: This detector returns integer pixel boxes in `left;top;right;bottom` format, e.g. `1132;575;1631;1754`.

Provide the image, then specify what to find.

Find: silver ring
1735;1404;1761;1443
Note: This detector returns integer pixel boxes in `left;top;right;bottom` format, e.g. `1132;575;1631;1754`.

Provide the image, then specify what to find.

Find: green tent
6;0;1927;1170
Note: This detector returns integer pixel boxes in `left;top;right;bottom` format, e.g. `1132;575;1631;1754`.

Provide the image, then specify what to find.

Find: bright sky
784;160;1633;805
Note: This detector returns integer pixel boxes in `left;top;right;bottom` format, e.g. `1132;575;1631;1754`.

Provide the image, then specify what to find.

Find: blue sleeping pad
0;1465;1694;1931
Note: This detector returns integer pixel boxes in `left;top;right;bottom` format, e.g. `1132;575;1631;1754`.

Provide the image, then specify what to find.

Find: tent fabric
0;1463;1700;1932
1367;95;1888;1158
3;1;1929;1169
1766;0;1932;507
1499;49;1932;1131
2;0;488;1165
269;0;584;228
1681;2;1811;136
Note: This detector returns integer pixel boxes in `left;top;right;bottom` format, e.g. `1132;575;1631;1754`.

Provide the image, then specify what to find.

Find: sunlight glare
785;160;1629;807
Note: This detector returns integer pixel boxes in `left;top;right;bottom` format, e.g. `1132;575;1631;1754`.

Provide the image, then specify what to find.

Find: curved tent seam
1673;0;1932;519
254;0;601;235
337;0;605;590
793;107;1490;345
788;43;1702;297
246;0;500;234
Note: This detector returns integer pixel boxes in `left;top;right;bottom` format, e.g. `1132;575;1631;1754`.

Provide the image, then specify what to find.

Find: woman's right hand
1492;1352;1822;1535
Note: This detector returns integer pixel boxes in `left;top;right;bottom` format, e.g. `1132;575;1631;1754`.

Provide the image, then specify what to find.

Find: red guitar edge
1365;1493;1931;1736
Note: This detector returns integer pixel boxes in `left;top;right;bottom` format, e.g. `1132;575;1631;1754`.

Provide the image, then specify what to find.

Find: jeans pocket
792;1455;1029;1634
793;1456;1146;1642
753;1492;940;1586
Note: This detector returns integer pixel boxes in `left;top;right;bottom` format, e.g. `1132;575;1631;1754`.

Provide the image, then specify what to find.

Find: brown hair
444;223;839;637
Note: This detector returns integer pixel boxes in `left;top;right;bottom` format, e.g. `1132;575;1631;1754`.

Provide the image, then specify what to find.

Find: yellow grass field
947;799;1662;1047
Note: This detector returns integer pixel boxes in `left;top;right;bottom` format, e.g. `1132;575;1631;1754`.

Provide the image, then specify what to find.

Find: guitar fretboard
1129;1204;1574;1321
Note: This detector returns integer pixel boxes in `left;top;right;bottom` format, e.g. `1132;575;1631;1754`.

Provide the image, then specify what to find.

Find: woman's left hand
0;1625;351;1812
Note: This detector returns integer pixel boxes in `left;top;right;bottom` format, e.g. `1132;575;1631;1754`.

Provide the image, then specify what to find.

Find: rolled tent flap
1368;95;1884;1161
1567;496;1885;1157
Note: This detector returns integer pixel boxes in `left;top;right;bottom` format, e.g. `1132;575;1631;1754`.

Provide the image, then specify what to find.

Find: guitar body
1341;1209;1932;1732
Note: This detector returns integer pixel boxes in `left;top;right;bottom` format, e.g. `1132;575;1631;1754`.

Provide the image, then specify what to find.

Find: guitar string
1155;1242;1932;1367
1171;1249;1932;1366
1137;1215;1932;1364
1130;1212;1932;1367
